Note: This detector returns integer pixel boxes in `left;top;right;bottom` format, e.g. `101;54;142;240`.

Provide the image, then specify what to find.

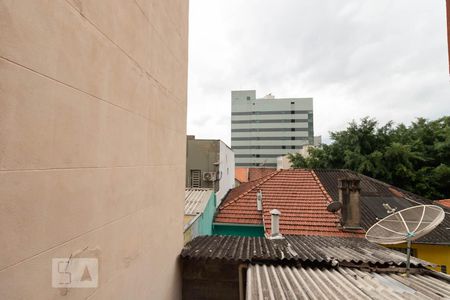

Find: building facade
184;188;216;244
186;136;235;204
231;90;314;168
0;1;188;299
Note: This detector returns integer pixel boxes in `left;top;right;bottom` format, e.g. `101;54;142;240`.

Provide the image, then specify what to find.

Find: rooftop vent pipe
256;190;263;211
270;209;283;239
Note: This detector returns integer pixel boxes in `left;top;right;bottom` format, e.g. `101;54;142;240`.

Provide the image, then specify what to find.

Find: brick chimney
338;178;362;230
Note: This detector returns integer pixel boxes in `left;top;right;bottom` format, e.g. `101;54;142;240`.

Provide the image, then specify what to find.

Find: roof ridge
310;170;333;204
219;170;281;210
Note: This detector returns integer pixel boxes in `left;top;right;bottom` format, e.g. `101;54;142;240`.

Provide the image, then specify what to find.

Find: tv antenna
365;205;445;276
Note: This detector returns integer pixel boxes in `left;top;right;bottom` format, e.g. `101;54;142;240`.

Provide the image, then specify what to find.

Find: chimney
269;209;283;239
338;178;362;230
256;190;263;211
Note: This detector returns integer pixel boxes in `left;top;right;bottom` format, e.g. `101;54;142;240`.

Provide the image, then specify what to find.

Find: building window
442;265;447;274
291;110;295;114
190;170;201;188
291;128;295;131
291;146;295;149
291;101;295;104
291;119;295;123
282;146;286;149
291;137;295;140
246;96;251;100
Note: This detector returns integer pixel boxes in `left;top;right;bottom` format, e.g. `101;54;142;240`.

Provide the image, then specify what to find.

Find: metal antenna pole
406;239;412;277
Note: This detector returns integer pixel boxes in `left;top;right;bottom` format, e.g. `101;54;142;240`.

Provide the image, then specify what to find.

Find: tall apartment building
231;90;314;168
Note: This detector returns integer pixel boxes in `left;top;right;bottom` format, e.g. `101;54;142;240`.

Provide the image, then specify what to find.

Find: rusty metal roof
314;169;450;245
180;235;431;267
184;188;214;216
247;264;450;300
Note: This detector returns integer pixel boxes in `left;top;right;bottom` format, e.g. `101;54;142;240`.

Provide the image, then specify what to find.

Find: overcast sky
187;0;450;145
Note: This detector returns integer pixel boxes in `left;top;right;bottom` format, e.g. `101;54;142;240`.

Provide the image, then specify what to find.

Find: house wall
182;260;242;300
198;193;217;235
186;138;235;204
0;1;188;299
184;193;216;244
387;244;450;274
217;141;235;204
213;223;265;237
186;139;219;188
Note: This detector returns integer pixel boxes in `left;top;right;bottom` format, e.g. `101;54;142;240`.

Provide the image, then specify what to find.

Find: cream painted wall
0;0;188;299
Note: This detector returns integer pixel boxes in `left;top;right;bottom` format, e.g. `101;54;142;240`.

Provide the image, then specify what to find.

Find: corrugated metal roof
314;169;450;245
185;188;214;216
247;264;450;300
180;235;431;267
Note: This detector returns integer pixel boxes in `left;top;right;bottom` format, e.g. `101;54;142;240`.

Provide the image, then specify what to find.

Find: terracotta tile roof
235;167;249;183
216;169;364;237
436;199;450;208
234;167;277;183
216;172;277;225
248;168;277;181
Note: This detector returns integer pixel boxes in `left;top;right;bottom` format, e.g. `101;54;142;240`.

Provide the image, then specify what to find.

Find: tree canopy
288;117;450;200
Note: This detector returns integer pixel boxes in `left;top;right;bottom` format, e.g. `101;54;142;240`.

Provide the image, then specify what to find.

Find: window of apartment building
282;146;286;149
190;170;201;188
291;119;295;123
246;96;251;100
291;146;295;149
291;128;295;131
291;137;295;140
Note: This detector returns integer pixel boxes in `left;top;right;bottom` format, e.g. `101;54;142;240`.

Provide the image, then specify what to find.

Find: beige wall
0;0;188;299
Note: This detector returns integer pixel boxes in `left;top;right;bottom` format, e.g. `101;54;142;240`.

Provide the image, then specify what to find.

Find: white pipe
257;190;263;211
270;209;281;238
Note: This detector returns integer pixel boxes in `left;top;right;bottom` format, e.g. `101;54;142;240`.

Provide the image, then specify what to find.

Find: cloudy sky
187;0;450;145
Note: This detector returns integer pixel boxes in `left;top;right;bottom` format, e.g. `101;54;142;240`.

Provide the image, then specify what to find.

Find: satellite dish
366;205;445;275
327;201;342;213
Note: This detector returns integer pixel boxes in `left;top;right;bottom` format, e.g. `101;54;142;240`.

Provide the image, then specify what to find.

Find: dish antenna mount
365;205;445;276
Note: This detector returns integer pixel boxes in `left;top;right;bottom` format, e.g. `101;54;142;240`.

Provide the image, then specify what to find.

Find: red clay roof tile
235;168;249;183
248;168;277;181
216;169;364;238
436;199;450;208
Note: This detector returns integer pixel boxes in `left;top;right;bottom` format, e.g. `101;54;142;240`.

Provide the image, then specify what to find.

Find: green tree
289;116;450;199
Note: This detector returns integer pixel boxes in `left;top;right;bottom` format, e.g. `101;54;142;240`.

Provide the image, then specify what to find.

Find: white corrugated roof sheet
185;188;213;216
247;264;450;300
